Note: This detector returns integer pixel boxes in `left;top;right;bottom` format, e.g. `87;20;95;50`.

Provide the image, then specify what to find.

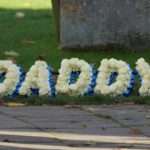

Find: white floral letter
0;60;22;96
95;58;134;97
56;58;95;97
136;58;150;96
19;61;54;96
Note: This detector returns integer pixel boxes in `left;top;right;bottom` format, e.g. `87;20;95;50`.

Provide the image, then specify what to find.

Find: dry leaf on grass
4;102;26;107
64;104;81;109
128;129;143;134
15;12;25;18
115;99;124;104
115;100;135;105
4;51;19;57
21;38;36;45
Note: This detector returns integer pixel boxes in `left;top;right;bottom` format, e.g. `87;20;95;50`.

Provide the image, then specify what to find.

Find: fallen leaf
80;123;87;128
145;115;150;119
21;38;36;45
86;107;99;112
128;129;143;134
138;109;144;112
115;99;124;104
64;104;81;109
15;12;25;18
4;103;26;107
4;51;19;57
123;102;135;105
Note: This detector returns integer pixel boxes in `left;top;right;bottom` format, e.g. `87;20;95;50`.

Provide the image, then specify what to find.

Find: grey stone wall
60;0;150;50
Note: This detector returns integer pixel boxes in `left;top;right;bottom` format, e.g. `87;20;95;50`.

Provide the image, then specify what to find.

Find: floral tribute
55;58;96;96
0;58;149;98
19;61;55;96
0;60;22;97
94;58;134;97
136;58;150;96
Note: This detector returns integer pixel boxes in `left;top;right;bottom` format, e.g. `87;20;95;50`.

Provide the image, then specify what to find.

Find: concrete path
0;105;149;150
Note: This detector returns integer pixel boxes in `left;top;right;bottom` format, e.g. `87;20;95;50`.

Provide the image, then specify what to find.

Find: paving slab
82;105;150;127
0;105;149;150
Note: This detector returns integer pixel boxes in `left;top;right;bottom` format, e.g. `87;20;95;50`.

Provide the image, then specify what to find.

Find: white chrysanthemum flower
56;58;94;96
95;58;133;96
19;61;54;96
136;58;150;96
0;60;21;96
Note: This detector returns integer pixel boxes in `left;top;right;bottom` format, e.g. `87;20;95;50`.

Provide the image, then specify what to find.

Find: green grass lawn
0;0;149;104
0;0;149;71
